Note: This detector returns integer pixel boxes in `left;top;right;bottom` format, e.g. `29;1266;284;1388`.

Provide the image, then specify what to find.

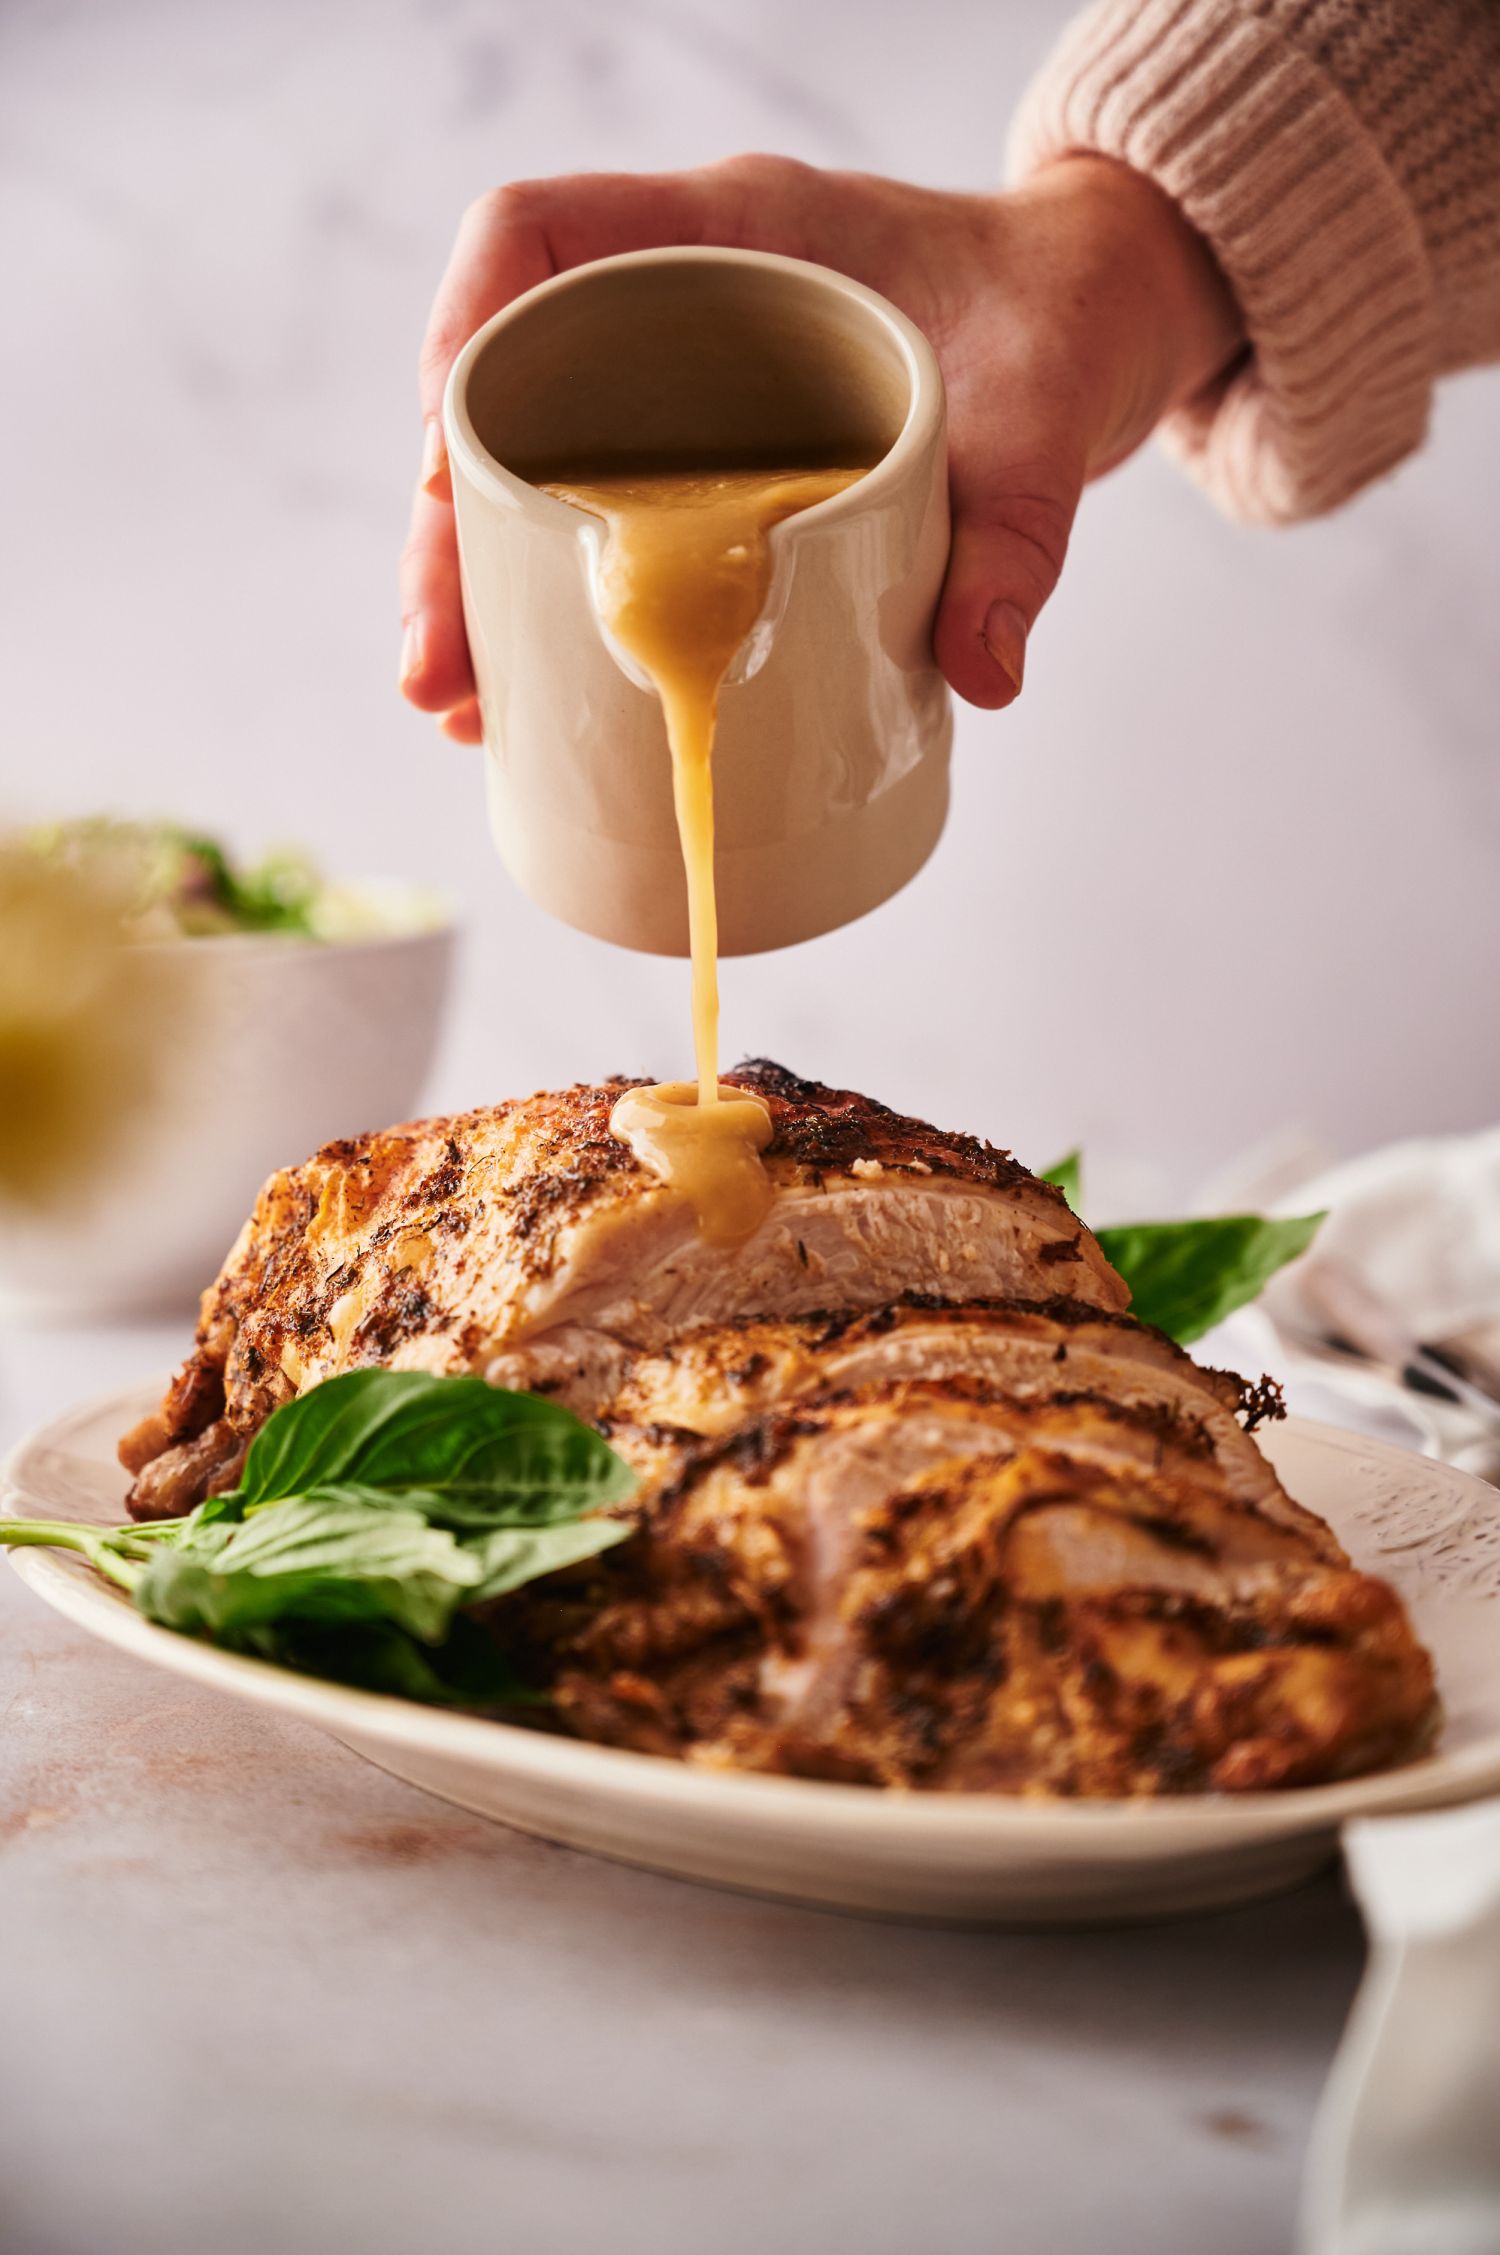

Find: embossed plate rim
6;1379;1500;1848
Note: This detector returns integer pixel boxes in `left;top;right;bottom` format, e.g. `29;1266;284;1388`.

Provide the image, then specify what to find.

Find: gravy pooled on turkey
117;1062;1438;1797
120;1062;1123;1518
538;464;871;1246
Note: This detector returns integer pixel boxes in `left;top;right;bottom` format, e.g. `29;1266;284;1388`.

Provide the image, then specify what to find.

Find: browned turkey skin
119;1062;1124;1518
498;1379;1436;1794
118;1063;1439;1795
489;1294;1334;1554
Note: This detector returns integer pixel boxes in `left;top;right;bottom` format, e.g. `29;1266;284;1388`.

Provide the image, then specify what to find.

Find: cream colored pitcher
443;246;951;957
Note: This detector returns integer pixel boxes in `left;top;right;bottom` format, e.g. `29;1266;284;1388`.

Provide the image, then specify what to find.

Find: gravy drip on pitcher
539;465;866;1246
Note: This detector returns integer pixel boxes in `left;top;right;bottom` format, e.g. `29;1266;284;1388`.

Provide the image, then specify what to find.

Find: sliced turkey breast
121;1063;1125;1517
485;1294;1330;1558
498;1378;1436;1794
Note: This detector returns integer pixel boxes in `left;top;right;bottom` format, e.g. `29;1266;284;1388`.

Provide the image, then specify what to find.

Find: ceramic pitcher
443;246;951;957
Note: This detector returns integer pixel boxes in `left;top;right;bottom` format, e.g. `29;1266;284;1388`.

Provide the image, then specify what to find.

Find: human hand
401;154;1242;741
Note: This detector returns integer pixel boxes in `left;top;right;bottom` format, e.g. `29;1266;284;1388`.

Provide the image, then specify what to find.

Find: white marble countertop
1;1313;1367;2255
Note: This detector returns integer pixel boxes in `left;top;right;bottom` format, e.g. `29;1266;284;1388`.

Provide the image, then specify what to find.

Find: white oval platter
6;1382;1500;1924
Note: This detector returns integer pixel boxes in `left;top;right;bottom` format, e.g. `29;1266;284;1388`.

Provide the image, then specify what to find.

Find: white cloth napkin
1197;1126;1500;1484
1301;1801;1500;2255
1193;1127;1500;2252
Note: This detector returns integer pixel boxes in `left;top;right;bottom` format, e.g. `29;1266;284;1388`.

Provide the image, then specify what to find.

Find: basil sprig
1044;1148;1083;1214
2;1371;636;1708
1042;1155;1324;1344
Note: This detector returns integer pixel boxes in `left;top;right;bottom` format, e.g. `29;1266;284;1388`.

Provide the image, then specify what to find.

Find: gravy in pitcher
538;464;867;1245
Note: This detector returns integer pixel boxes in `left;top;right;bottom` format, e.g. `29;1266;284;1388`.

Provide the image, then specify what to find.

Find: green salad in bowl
24;818;443;944
2;819;454;1314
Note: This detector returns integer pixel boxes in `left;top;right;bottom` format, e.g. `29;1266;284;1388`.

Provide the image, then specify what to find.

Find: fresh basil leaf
5;1370;638;1711
234;1371;458;1505
280;1481;634;1603
138;1465;630;1645
1096;1211;1325;1344
235;1370;636;1525
136;1492;481;1643
226;1616;537;1710
347;1386;636;1526
466;1514;633;1603
189;1491;249;1531
1041;1149;1082;1211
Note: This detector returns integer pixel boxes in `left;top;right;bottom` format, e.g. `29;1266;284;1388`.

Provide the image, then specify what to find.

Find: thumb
931;442;1083;711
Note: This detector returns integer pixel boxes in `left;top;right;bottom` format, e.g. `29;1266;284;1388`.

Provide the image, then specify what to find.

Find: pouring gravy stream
539;465;867;1245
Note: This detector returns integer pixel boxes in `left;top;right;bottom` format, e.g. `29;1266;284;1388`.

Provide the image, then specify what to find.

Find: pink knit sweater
1011;0;1500;522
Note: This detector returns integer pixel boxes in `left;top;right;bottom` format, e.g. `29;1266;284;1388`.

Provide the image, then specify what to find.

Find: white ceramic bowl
0;893;455;1319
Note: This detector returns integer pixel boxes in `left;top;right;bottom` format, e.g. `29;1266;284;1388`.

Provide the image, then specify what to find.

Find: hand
401;154;1242;742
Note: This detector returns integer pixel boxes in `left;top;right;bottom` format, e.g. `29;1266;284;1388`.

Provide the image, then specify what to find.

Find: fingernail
421;418;450;497
399;620;423;688
981;601;1027;696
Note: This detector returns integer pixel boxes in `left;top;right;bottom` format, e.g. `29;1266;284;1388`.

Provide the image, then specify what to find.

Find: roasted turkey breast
499;1379;1435;1793
117;1061;1438;1796
486;1294;1331;1554
120;1063;1124;1517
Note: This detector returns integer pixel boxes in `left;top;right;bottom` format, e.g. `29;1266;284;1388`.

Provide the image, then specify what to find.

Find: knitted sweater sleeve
1008;0;1500;523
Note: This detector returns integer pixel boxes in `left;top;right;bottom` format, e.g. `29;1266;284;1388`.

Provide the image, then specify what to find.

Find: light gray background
3;0;1497;1208
2;8;1492;2251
